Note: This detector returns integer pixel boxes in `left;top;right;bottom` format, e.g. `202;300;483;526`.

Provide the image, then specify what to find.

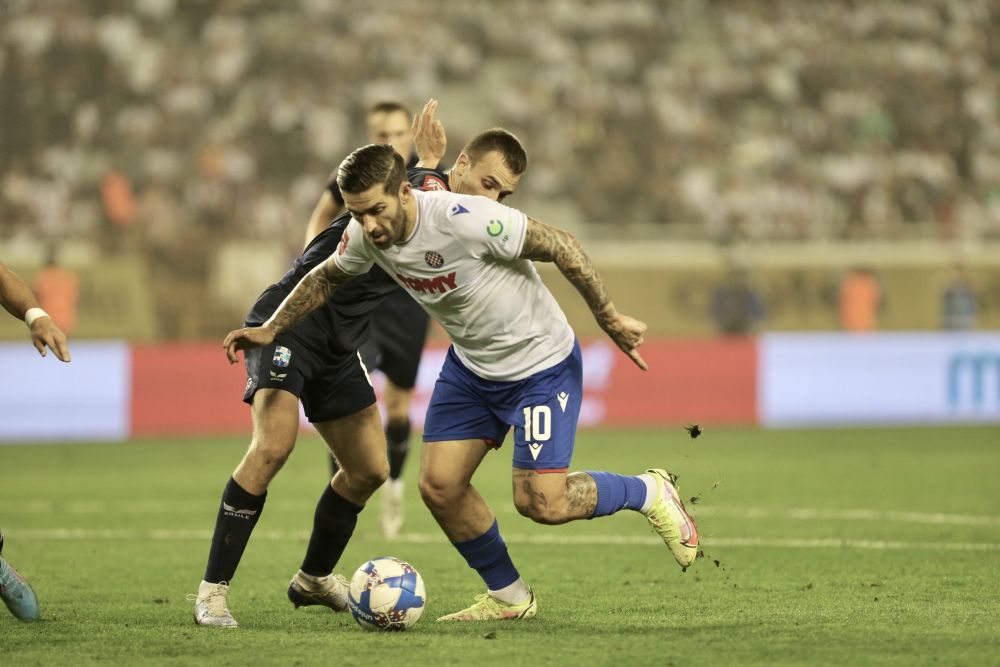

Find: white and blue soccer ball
348;556;426;631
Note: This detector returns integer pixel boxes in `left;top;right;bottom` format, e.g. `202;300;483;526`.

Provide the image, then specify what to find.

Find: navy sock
300;484;363;577
452;520;520;590
587;471;648;518
386;418;410;480
203;477;266;584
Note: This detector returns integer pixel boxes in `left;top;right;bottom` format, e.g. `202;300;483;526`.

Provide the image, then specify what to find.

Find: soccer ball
348;556;426;631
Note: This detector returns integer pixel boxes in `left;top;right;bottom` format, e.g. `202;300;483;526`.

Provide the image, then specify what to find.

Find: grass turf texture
1;426;998;666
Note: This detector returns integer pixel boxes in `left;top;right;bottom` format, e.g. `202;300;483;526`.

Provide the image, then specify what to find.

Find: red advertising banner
128;339;756;436
600;338;757;425
130;343;251;435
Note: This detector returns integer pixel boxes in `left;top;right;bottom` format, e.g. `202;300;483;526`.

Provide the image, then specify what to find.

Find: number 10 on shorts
522;406;552;442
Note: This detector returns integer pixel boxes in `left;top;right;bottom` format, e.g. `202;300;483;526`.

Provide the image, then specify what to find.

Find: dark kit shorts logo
424;251;444;268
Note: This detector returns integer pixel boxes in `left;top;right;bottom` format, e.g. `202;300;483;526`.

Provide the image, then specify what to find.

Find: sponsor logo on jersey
421;174;448;191
557;391;569;412
337;229;350;255
424;251;445;268
273;346;292;367
396;271;458;294
269;370;287;382
450;204;470;216
487;219;504;237
528;443;544;461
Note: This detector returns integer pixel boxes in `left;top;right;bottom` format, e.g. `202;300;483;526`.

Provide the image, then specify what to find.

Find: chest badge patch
425;251;445;268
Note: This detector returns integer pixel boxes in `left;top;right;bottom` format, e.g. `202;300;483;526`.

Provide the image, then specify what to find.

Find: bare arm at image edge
0;261;72;362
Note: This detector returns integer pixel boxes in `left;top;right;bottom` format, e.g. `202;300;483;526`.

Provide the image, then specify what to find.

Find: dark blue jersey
245;167;450;354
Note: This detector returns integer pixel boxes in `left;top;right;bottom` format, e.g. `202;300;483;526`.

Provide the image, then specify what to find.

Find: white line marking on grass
10;529;1000;551
6;502;1000;529
695;507;1000;527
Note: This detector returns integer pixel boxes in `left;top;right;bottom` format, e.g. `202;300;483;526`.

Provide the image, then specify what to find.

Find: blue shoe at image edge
0;555;41;621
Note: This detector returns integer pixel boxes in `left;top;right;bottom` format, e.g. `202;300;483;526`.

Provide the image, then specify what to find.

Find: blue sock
452;520;520;590
587;471;648;518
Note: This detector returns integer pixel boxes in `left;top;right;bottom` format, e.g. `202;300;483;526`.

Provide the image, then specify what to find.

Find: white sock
638;474;659;514
488;577;531;605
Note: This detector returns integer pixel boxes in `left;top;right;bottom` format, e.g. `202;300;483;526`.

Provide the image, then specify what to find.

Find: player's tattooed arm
520;218;613;322
520;219;649;370
223;257;355;363
264;258;352;335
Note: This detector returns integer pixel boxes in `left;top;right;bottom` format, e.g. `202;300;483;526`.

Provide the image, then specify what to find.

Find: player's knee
249;438;294;472
514;494;568;525
418;472;460;512
347;461;389;495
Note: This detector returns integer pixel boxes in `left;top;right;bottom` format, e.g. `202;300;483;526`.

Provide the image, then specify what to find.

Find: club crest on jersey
421;174;448;191
487;220;504;237
273;346;292;368
424;251;445;268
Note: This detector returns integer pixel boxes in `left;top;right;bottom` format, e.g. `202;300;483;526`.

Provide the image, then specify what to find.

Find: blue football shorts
422;339;583;473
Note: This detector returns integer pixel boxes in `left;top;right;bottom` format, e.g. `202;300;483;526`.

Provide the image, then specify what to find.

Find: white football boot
287;570;350;611
191;581;238;628
380;479;405;539
643;469;700;568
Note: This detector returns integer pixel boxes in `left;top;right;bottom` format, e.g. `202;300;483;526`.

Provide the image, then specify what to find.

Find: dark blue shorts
422;339;583;473
243;333;376;423
359;289;429;390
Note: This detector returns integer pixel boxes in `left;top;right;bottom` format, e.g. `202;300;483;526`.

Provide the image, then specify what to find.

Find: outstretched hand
30;317;71;362
223;326;276;364
412;98;446;167
600;311;648;371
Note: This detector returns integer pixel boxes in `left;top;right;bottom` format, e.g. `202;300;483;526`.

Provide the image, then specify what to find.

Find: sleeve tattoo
520;218;616;328
264;258;352;334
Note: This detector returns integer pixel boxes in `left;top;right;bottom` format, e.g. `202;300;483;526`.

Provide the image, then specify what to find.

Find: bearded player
223;144;699;622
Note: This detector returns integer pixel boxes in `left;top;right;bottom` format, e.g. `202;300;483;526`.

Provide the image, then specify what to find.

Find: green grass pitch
1;426;998;666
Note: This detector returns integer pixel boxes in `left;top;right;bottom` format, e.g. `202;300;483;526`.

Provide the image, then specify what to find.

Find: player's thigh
300;350;376;425
313;403;387;479
248;388;301;453
420;439;493;492
509;342;584;474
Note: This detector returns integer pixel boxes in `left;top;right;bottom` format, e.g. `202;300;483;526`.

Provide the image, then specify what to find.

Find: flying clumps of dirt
685;423;702;438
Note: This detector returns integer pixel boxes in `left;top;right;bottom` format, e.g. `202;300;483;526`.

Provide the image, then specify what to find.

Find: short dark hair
336;144;407;195
462;128;528;176
367;101;412;119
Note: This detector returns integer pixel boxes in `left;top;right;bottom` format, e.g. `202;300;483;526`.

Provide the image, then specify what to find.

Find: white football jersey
333;189;575;381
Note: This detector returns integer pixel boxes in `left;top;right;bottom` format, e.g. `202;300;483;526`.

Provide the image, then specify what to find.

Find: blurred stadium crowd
1;0;999;252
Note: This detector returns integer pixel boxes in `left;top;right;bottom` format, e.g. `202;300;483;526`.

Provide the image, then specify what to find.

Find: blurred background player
32;246;80;338
304;101;430;539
